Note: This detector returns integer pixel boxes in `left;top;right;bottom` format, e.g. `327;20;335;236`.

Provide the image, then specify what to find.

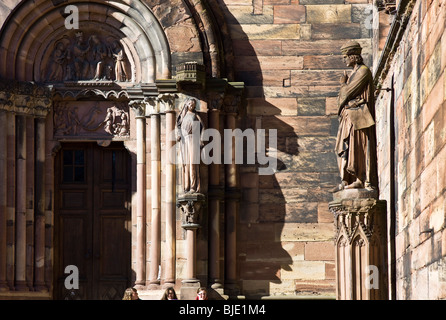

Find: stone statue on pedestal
176;98;205;194
329;42;388;300
332;41;378;192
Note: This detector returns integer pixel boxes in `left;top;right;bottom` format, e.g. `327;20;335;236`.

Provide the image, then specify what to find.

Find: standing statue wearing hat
333;41;378;191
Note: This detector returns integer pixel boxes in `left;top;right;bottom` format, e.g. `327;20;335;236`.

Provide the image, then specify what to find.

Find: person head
122;287;139;300
161;287;178;300
186;98;197;112
340;41;363;67
196;287;208;300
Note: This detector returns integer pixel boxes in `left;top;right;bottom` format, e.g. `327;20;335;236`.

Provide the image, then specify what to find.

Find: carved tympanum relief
44;31;131;82
54;101;130;138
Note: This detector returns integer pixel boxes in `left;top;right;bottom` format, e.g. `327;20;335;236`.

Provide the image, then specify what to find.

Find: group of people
122;286;208;300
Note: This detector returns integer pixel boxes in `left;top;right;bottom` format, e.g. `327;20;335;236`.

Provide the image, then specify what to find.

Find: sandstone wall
218;0;373;296
375;0;446;300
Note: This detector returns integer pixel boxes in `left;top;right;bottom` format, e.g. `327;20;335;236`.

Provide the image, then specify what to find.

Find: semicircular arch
0;0;171;83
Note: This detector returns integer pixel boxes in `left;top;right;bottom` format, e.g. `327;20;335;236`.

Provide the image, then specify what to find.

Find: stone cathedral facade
0;0;445;300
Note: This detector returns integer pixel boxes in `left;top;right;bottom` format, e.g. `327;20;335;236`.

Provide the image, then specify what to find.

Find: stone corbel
177;193;206;229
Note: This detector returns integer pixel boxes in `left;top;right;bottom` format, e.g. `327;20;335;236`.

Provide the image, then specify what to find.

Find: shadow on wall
210;0;298;298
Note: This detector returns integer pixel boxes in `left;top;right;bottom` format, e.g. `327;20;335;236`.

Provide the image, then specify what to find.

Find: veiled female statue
176;98;205;194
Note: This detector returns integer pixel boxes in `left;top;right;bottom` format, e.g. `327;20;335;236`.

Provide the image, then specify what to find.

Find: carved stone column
329;190;388;300
34;116;47;292
129;100;147;288
15;114;28;291
147;97;162;288
0;108;7;292
223;92;242;296
207;90;224;290
159;93;177;287
6;110;15;289
178;193;206;299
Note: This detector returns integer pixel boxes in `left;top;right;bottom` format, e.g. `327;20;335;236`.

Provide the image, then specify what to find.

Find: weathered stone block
273;5;306;24
311;23;361;40
247;97;298;116
282;39;354;56
274;172;320;188
303;55;346;69
304;241;335;261
292;70;344;86
300;0;345;3
281;261;326;280
306;5;352;24
294;279;336;294
229;23;301;40
318;202;334;223
297;97;326;115
240;261;282;280
226;5;274;24
233;39;282;56
240;223;275;243
278;223;334;242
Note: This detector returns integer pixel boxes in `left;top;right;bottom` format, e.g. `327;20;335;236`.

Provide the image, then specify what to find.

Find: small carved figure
112;41;129;82
103;107;115;135
90;35;109;80
102;106;129;137
333;41;378;191
46;42;67;81
118;111;129;136
72;31;90;80
176;98;205;194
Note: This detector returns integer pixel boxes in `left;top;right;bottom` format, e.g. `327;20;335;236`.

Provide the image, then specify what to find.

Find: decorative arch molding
181;0;234;80
0;0;171;83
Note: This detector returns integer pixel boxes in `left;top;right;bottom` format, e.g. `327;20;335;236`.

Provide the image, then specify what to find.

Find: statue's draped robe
178;111;204;193
335;64;378;188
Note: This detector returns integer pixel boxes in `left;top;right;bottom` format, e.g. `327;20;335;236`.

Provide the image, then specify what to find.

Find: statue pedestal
329;189;388;300
177;193;206;300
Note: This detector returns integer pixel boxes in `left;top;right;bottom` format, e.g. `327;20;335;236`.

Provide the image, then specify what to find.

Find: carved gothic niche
53;101;130;139
40;30;134;83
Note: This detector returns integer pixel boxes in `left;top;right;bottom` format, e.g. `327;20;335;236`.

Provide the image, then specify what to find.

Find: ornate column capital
33;97;52;118
0;81;52;117
223;82;244;115
0;91;13;112
158;93;177;113
207;91;224;112
223;94;241;115
129;100;146;118
144;96;159;116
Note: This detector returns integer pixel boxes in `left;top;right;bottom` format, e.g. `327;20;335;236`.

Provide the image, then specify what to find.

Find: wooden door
54;142;131;300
